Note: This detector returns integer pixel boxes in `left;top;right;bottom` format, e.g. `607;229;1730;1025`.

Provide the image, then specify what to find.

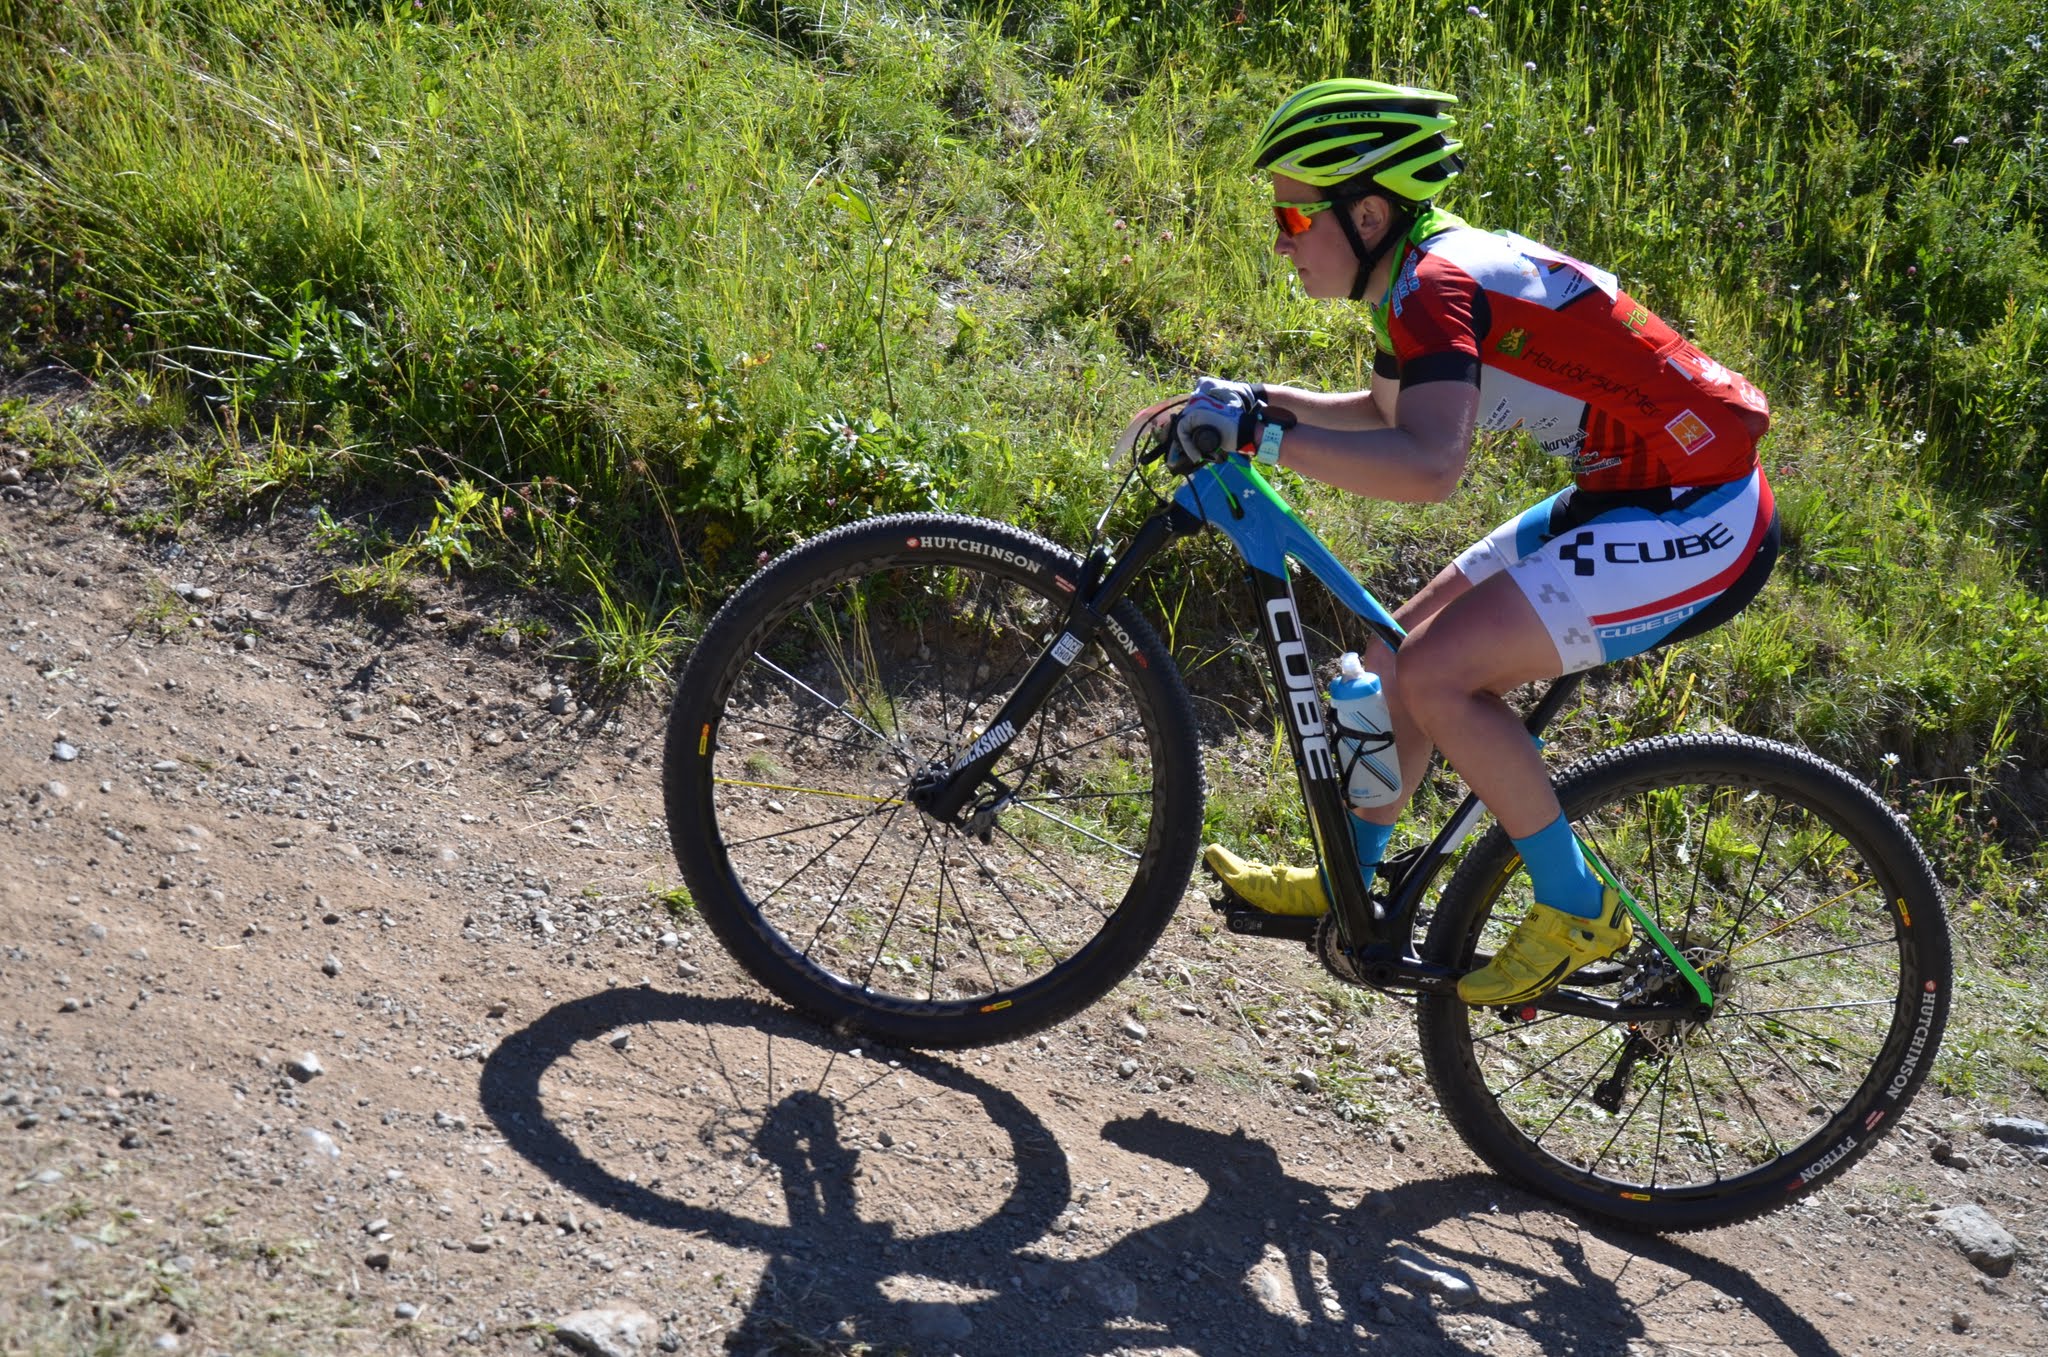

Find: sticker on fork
1051;632;1084;666
951;720;1017;771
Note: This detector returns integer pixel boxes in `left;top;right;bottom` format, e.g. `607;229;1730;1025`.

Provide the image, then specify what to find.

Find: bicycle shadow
479;989;1843;1356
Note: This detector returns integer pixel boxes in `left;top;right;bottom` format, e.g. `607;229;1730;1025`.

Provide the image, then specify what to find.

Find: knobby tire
663;513;1204;1049
1417;734;1951;1232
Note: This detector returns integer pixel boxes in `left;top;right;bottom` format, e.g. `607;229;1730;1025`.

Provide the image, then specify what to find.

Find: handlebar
1117;392;1291;472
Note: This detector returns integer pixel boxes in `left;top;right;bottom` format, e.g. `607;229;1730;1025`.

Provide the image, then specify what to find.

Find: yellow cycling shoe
1203;843;1329;917
1456;890;1633;1006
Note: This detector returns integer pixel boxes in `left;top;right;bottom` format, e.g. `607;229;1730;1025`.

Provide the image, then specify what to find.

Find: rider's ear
1354;194;1393;244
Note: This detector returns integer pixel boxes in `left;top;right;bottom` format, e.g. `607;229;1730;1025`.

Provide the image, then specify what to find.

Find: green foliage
651;882;698;919
562;556;690;689
6;2;2048;1093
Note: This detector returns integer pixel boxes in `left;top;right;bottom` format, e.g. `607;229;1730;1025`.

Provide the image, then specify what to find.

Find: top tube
1173;460;1407;643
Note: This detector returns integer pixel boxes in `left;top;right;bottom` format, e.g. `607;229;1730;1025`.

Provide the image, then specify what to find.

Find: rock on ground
552;1307;655;1357
1928;1204;2020;1277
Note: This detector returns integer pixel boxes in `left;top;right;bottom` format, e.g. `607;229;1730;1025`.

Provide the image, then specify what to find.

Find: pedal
1204;864;1321;941
1217;903;1321;941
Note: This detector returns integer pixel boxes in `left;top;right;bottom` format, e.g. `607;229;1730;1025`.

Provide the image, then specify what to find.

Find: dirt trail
2;461;2045;1356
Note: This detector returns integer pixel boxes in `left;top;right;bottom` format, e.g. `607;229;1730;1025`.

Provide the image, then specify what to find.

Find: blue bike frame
1170;460;1587;964
918;456;1704;1013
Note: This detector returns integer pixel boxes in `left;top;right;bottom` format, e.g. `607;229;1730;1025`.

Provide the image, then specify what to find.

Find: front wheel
1417;734;1951;1232
663;513;1204;1049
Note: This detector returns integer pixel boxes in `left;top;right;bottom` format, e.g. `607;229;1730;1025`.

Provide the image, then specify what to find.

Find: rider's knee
1385;633;1469;713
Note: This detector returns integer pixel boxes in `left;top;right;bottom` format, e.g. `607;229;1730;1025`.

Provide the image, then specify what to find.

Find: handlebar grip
1190;426;1221;457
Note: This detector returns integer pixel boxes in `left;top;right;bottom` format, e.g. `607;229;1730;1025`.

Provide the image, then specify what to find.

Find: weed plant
3;0;2046;1086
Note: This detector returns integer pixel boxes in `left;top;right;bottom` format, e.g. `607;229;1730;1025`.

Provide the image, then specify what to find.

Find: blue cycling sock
1511;814;1605;918
1350;815;1395;886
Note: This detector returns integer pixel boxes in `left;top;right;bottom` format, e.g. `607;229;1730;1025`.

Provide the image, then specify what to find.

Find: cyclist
1174;78;1779;1005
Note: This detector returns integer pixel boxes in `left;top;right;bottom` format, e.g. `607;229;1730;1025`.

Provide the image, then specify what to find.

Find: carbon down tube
1243;563;1393;948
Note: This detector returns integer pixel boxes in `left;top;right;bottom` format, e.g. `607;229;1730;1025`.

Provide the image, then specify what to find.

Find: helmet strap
1333;195;1410;303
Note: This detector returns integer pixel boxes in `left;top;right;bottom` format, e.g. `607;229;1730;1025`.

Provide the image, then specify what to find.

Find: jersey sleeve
1386;250;1486;388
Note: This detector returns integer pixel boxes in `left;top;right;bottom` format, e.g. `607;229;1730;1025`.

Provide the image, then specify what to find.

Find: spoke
1707;790;1791;944
1588;1043;1671;1176
1012;799;1142;861
993;820;1115;922
1676;1038;1727;1182
1527;1034;1629;1150
1731;1008;1879;1050
1725;878;1876;961
1729;1011;1832;1108
1681;784;1714;935
716;773;909;806
716;713;901;760
863;828;936;991
748;648;899;754
928;844;951;1003
1733;998;1895;1018
994;713;1150;775
1737;816;1859;920
1651;1052;1673;1188
944;856;1005;998
1008;787;1152;808
961;836;1069;967
752;825;866;910
796;802;909;961
1641;788;1668;942
719;802;901;852
940;574;1003;756
1485;1017;1617;1103
1733;935;1897;971
1707;1032;1783;1161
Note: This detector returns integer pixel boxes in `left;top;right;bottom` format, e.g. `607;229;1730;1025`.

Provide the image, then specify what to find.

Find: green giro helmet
1253;78;1463;202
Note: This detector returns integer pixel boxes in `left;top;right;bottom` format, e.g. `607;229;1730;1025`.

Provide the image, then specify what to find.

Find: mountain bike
662;405;1952;1231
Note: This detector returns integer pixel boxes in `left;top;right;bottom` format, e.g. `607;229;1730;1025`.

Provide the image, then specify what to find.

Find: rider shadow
480;989;1843;1356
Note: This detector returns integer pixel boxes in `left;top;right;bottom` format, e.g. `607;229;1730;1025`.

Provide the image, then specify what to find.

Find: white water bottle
1329;652;1402;808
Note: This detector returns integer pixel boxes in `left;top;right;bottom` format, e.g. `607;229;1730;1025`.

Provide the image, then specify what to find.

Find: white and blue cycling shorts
1455;468;1779;674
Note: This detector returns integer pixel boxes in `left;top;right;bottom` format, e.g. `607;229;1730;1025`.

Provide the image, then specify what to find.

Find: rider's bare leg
1377;570;1567;838
1352;561;1474;830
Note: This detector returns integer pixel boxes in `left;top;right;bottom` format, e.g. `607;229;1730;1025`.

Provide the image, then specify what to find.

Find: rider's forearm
1258;384;1389;432
1271;423;1466;503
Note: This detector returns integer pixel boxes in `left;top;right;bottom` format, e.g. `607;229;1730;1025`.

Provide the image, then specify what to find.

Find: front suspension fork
911;505;1200;824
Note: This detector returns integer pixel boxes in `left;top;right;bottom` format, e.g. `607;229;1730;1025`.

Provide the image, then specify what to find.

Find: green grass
5;0;2048;1090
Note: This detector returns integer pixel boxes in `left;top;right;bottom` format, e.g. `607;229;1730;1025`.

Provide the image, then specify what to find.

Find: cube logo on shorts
1665;409;1716;456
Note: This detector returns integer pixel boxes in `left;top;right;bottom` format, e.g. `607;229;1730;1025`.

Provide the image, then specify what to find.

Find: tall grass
4;0;2047;907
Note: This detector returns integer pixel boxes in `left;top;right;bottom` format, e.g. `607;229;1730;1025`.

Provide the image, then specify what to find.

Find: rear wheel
1418;735;1950;1231
663;513;1203;1048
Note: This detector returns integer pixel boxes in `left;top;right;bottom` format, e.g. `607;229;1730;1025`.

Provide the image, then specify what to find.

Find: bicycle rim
665;516;1200;1047
1420;735;1950;1230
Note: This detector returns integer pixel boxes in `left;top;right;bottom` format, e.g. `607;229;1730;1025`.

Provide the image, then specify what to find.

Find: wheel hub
1618;939;1733;1052
907;757;1011;842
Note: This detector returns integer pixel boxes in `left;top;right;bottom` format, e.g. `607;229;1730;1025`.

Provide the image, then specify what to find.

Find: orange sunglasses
1271;199;1338;238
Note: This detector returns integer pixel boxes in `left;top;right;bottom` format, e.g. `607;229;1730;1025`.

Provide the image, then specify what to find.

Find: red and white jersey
1374;219;1771;492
